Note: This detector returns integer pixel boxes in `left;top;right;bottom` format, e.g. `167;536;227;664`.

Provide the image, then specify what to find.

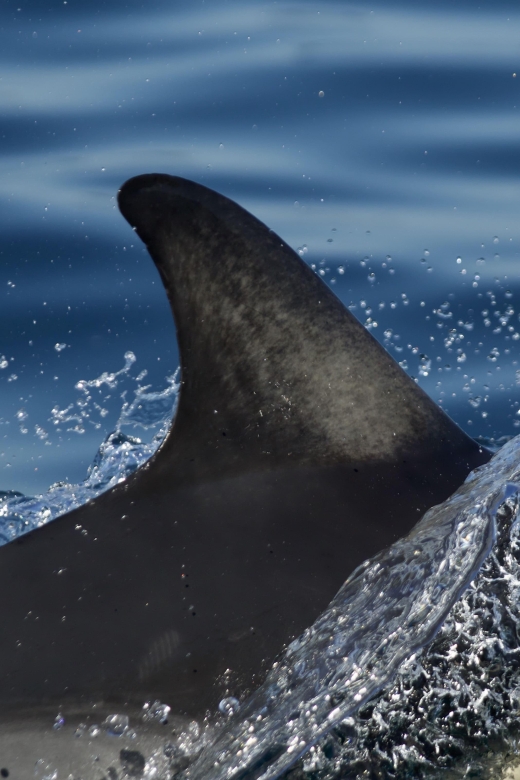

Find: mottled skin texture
0;176;490;730
125;176;469;474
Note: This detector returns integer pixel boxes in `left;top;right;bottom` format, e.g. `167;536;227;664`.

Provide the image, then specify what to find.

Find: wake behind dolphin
0;174;510;779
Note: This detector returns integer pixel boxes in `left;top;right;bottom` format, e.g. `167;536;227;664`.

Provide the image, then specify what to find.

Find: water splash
185;439;520;780
302;489;520;780
0;357;179;543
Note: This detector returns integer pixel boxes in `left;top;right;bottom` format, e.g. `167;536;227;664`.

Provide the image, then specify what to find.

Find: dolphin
0;174;490;776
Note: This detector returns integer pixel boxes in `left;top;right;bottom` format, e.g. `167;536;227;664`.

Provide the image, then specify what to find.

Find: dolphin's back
0;175;490;718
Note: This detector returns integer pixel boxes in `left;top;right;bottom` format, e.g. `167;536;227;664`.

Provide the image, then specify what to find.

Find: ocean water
2;0;520;778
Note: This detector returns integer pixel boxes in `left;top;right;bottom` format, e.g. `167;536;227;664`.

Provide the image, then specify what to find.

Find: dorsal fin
118;173;480;479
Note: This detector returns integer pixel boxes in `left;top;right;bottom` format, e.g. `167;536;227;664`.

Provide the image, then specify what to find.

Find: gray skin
0;175;490;732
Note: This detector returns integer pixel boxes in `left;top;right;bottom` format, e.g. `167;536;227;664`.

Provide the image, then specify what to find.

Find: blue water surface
1;0;520;495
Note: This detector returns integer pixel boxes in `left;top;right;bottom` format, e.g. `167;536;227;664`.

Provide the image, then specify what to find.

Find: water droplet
34;760;57;780
142;700;171;724
368;272;376;283
103;713;129;736
164;741;183;758
318;90;325;98
424;249;430;257
53;713;65;730
338;266;345;275
54;343;67;352
88;724;101;737
219;697;240;717
493;236;499;244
